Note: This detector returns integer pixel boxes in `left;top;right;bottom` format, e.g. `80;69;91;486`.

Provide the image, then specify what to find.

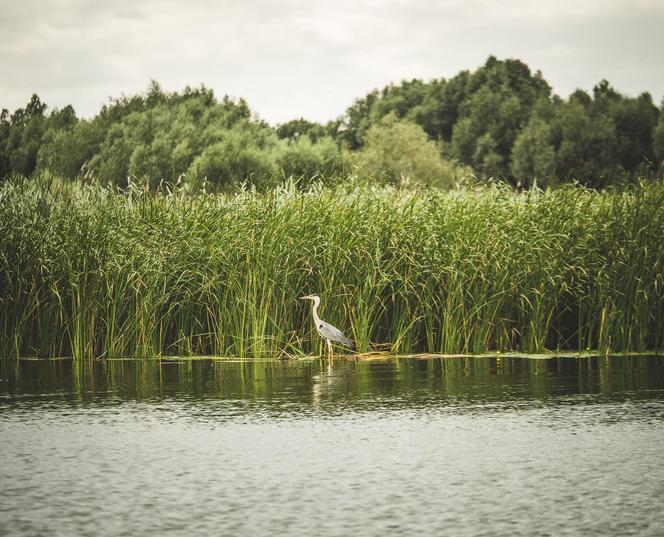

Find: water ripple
1;356;663;536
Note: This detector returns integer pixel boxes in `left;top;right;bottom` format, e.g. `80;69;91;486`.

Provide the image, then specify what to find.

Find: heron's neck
311;298;321;325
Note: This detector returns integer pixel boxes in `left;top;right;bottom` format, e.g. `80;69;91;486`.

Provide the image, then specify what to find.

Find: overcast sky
1;0;663;125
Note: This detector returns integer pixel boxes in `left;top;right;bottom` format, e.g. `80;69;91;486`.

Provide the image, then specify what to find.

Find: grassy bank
1;176;663;358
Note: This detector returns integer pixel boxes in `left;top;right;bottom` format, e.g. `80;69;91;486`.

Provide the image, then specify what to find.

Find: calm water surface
1;355;664;537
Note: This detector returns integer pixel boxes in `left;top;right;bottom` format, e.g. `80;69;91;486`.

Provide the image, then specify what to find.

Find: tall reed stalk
1;175;663;358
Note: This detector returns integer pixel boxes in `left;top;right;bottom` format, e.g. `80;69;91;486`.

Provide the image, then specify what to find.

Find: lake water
1;355;664;537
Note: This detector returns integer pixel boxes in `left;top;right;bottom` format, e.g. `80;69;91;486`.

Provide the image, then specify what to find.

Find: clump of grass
1;175;663;359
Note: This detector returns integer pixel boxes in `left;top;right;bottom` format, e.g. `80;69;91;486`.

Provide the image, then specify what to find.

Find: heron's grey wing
318;320;354;348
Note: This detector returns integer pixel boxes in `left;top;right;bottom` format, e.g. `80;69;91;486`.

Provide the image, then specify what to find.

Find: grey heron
300;294;354;358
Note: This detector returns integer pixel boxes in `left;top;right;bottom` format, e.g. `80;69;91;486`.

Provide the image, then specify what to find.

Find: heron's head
299;293;319;301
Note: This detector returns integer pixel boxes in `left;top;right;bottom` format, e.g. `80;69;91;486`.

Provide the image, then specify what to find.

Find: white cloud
1;0;663;123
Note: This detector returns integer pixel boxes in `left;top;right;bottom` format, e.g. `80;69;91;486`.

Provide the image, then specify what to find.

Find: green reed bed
1;176;663;358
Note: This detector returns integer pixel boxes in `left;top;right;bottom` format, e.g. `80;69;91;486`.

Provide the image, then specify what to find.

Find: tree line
2;56;663;190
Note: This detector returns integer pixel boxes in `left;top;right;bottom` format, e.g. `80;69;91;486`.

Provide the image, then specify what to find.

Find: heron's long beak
299;295;313;300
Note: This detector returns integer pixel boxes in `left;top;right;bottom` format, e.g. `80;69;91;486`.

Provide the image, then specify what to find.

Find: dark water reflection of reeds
3;355;663;408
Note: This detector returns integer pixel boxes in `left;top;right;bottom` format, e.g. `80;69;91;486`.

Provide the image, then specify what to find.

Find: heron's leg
326;339;332;359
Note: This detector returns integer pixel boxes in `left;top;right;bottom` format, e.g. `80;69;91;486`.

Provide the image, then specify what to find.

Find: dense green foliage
0;83;353;191
2;175;663;359
335;58;663;186
354;113;472;187
2;57;662;189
